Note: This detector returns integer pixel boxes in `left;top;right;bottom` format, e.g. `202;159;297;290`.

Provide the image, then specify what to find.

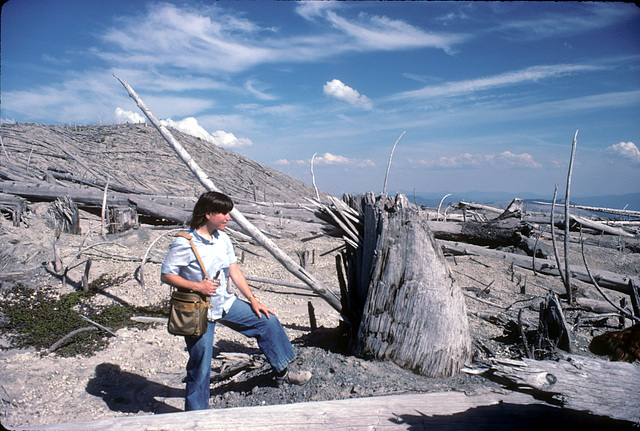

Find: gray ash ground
205;327;500;411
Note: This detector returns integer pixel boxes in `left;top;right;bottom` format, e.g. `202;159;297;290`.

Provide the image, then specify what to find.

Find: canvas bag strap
177;232;209;279
176;232;211;307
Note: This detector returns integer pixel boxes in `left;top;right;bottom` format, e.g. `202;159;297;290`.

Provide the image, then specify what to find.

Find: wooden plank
13;391;565;431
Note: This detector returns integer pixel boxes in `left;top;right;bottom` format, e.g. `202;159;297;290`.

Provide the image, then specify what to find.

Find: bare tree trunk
349;194;471;377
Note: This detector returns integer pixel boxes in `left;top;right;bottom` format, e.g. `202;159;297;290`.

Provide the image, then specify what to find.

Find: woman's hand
227;262;274;318
249;296;274;319
161;273;219;296
198;278;220;296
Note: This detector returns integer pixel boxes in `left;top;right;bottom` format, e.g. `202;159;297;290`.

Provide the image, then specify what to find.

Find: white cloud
245;79;277;101
410;151;541;169
115;107;146;124
100;3;273;73
607;142;640;164
275;152;375;168
321;9;465;54
497;151;542;168
99;2;465;77
295;2;337;21
160;117;253;148
496;3;636;41
313;152;375;167
274;158;306;166
392;64;603;101
323;79;372;109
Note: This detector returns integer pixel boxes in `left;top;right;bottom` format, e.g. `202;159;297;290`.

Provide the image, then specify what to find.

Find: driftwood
347;194;471;377
487;354;640;423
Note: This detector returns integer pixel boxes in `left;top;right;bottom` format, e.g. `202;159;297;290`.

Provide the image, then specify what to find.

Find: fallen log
574;297;619;314
439;239;638;295
47;169;156;195
244;275;312;291
0;268;40;282
533;200;640;219
0;181;130;207
455;201;504;215
322;199;548;256
486;354;640;423
570;214;635;237
428;218;545;257
14;390;602;431
0;179;334;234
241;212;330;235
47;327;98;353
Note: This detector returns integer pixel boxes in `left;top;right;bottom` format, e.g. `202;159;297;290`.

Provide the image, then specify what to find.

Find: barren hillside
0;122;324;203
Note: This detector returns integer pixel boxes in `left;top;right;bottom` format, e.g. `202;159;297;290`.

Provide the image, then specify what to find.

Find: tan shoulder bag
167;232;211;337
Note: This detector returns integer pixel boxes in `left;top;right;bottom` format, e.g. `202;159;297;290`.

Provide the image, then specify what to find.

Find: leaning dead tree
338;193;471;377
115;75;341;312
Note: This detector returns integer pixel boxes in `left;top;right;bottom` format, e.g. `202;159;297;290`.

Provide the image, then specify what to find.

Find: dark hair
189;191;234;229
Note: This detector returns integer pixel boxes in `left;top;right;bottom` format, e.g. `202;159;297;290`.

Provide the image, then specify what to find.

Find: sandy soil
0;202;638;429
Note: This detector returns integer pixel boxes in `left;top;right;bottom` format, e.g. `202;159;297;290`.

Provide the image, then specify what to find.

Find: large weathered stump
345;193;471;377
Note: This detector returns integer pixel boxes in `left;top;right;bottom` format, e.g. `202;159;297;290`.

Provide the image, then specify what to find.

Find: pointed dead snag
114;75;341;313
344;193;471;377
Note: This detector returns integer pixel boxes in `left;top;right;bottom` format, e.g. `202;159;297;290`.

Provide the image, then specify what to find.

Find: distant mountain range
404;190;640;212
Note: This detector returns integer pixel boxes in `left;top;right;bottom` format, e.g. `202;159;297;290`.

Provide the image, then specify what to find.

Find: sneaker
276;370;312;387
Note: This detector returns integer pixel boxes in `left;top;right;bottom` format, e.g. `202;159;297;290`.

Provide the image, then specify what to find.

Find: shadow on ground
86;363;183;414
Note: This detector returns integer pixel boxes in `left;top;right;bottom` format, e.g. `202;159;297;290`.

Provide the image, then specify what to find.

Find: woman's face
205;212;231;231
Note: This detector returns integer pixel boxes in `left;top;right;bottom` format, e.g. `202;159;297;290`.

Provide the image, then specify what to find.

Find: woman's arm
161;273;219;296
228;263;273;318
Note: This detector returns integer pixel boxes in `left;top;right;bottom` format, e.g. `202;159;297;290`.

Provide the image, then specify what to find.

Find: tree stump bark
108;205;138;234
346;194;471;377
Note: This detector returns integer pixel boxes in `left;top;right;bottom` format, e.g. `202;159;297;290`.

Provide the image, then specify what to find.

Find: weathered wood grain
353;195;471;377
488;354;640;423
13;391;602;431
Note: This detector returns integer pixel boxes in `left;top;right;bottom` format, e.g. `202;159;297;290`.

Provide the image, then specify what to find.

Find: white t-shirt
161;229;238;320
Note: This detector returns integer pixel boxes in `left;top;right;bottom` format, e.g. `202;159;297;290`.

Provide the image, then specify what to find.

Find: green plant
0;276;167;357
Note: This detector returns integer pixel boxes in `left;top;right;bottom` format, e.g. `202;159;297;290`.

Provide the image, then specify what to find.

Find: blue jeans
184;298;296;411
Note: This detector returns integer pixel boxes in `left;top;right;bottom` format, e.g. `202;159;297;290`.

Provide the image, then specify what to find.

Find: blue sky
2;1;639;200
